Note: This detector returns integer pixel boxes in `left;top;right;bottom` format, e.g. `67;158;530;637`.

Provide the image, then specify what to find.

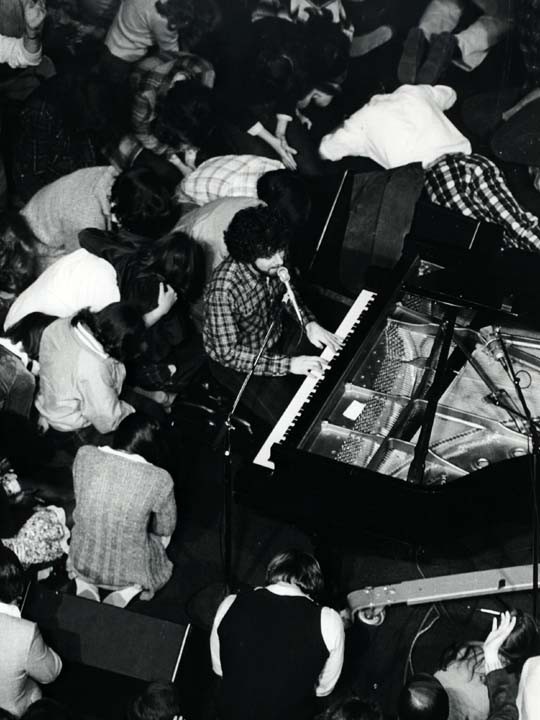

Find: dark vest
218;588;328;720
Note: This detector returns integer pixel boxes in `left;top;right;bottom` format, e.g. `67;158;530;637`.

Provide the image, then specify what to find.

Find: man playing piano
203;205;341;426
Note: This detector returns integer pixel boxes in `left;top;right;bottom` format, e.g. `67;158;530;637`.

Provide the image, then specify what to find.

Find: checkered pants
425;153;540;252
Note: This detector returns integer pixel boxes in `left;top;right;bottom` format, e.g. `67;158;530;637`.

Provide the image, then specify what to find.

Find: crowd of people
1;0;540;717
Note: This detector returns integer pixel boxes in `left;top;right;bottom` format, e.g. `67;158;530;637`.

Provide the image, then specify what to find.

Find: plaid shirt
425;153;540;253
180;155;284;206
14;98;99;201
109;53;214;170
203;257;315;376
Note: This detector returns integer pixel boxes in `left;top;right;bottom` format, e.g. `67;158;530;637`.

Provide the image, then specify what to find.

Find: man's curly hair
154;0;220;49
224;206;291;264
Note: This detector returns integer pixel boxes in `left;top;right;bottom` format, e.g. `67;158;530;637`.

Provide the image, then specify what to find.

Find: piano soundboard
254;288;377;469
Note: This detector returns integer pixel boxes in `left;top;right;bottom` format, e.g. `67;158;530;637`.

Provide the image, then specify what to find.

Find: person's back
175;196;262;279
211;550;345;720
218;587;328;720
0;546;62;716
21;167;116;262
68;415;176;599
319;85;471;169
105;0;178;62
4;249;120;331
36;306;139;434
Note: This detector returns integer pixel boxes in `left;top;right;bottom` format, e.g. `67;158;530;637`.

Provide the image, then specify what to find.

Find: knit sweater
21;167;114;268
68;446;176;600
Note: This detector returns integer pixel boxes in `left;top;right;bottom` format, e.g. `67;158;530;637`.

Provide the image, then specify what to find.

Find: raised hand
23;0;46;33
483;611;517;672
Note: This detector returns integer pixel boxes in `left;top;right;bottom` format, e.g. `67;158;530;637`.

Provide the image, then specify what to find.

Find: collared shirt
319;84;471;168
0;601;21;618
203;257;314;376
179;155;284;206
425;153;540;252
210;581;345;697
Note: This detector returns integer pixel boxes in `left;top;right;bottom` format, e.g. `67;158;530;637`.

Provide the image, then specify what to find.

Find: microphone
277;266;304;328
484;326;506;363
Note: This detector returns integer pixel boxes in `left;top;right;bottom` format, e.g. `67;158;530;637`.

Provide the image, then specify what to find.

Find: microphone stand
496;328;540;619
219;312;282;594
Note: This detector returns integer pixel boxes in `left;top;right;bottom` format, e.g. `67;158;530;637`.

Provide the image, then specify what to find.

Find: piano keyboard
253;289;377;469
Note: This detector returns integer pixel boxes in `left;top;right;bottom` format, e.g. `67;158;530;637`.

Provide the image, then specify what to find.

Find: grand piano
247;231;540;545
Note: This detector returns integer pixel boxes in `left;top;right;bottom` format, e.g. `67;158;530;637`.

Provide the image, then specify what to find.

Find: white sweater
0;34;41;68
319;84;472;169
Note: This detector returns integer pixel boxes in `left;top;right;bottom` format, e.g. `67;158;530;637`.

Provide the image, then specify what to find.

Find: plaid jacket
203;257;314;376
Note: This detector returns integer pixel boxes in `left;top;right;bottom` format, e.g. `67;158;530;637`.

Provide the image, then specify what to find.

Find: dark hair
112;414;169;469
257;170;311;228
265;550;324;600
153;80;214;149
325;697;383;720
127;681;180;720
44;68;131;144
111;168;181;240
71;303;145;363
6;312;57;359
441;610;539;678
154;0;220;49
137;231;205;302
21;699;71;720
0;543;24;604
500;610;539;673
250;18;311;103
0;709;17;720
302;10;349;91
398;674;449;720
0;213;38;296
224;206;291;263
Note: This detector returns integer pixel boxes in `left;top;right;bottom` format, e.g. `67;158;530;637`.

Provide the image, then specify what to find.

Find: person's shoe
103;585;142;608
416;31;458;85
75;577;100;602
397;27;427;84
350;25;394;58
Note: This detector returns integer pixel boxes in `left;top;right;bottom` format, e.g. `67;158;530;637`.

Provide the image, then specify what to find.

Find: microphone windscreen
277;266;290;282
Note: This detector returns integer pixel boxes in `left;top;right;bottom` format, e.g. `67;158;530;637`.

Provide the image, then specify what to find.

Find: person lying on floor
319;84;540;253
